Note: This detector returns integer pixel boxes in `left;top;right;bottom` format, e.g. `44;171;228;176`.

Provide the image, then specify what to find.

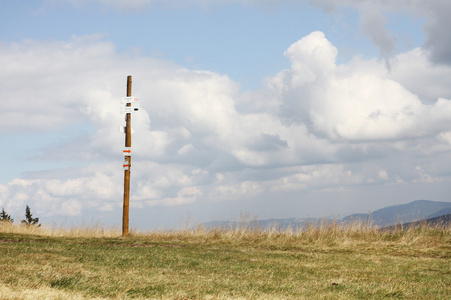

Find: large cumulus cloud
260;31;451;141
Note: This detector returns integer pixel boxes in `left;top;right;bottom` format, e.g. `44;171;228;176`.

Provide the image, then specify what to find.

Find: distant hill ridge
382;214;451;231
204;200;451;229
341;199;451;226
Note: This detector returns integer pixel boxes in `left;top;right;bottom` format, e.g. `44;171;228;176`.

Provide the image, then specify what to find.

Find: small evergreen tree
21;205;40;226
0;208;13;223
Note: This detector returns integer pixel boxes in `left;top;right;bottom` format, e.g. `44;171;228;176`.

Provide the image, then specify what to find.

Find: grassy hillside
0;222;450;299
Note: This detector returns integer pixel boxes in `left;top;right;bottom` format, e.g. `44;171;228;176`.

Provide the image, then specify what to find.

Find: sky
1;0;451;229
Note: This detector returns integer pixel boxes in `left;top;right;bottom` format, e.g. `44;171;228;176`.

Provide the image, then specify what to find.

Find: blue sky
1;0;450;229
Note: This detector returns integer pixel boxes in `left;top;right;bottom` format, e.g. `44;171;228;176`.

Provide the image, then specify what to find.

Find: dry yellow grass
1;220;450;299
1;218;449;246
0;221;121;238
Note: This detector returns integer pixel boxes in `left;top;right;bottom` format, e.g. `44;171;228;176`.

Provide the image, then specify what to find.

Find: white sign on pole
123;147;131;156
121;96;139;104
120;107;139;114
123;159;130;171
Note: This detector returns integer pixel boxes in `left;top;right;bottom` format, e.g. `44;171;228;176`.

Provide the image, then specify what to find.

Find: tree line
0;205;40;226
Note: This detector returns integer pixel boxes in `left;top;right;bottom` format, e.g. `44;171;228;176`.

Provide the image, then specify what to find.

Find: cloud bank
1;28;451;226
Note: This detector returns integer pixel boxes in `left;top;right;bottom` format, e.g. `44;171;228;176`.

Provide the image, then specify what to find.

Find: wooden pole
122;75;132;236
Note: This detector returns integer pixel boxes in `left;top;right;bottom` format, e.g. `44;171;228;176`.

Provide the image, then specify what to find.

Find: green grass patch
0;223;450;299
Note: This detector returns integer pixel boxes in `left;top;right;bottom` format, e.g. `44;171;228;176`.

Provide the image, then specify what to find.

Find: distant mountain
383;214;451;231
342;200;451;227
340;214;369;223
427;207;451;218
203;200;451;229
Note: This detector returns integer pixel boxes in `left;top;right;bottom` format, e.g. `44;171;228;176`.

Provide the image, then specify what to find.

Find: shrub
0;208;13;223
21;205;40;227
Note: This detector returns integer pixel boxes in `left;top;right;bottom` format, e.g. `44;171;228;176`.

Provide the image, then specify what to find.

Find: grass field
0;221;450;299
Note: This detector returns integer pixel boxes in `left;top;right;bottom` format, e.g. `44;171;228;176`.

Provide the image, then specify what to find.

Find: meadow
0;221;450;299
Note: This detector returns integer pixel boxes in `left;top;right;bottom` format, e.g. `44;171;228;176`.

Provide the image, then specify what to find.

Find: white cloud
438;131;451;144
378;169;389;180
268;164;362;193
0;35;117;133
264;31;451;141
414;166;433;183
0;166;123;218
388;48;451;102
213;180;264;202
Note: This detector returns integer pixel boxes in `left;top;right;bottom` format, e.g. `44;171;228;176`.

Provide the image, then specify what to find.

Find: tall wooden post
123;75;132;236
